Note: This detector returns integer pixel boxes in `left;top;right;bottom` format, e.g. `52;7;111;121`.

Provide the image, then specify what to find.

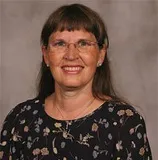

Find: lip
61;65;84;74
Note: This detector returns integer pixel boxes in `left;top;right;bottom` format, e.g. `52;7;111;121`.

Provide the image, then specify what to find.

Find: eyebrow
50;38;95;42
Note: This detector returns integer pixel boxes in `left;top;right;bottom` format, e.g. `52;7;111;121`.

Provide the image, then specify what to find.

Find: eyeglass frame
48;39;102;53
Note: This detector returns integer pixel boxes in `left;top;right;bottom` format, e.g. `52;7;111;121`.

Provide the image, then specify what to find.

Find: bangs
54;10;94;33
41;4;108;47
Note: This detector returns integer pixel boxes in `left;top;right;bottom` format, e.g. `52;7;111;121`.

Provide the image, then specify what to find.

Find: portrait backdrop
0;0;157;159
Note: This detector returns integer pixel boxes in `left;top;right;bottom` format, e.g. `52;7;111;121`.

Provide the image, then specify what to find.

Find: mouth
61;65;84;73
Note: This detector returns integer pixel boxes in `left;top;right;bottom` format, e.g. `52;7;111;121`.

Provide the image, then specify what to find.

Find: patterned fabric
0;98;152;160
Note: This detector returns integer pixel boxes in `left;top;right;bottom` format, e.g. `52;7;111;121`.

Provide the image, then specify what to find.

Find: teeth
63;67;82;71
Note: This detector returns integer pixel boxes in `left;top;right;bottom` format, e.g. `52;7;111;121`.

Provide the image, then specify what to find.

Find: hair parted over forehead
41;3;109;48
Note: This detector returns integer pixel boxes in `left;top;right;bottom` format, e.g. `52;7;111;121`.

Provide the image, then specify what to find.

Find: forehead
49;30;96;41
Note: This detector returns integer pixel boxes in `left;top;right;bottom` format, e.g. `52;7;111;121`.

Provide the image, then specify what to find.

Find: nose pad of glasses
68;43;77;49
64;44;79;60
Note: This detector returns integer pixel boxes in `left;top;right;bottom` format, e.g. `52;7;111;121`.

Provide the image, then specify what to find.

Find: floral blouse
0;98;152;160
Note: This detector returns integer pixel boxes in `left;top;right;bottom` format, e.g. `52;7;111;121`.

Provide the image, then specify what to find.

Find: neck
44;84;108;120
45;83;110;120
53;83;94;113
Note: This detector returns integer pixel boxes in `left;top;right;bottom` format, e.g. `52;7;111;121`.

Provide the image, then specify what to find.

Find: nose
63;43;79;60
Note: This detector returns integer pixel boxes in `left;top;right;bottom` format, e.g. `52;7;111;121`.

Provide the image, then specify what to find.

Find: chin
63;83;81;88
60;81;85;90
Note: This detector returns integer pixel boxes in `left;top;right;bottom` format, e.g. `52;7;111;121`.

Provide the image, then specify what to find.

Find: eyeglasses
49;39;99;53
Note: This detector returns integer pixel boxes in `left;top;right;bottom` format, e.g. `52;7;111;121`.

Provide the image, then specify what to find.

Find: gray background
0;0;157;159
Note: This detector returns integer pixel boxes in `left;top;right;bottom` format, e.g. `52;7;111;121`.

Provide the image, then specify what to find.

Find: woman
0;3;152;160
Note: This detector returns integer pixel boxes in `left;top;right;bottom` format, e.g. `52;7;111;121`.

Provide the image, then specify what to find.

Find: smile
61;66;84;73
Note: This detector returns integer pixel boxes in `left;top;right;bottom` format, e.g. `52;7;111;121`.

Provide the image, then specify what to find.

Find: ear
41;45;49;66
98;45;106;65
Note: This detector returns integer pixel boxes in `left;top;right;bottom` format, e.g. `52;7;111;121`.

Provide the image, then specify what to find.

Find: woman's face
42;30;106;91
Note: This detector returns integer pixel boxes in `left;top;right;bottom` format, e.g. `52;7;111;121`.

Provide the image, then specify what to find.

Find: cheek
47;54;62;67
83;52;99;66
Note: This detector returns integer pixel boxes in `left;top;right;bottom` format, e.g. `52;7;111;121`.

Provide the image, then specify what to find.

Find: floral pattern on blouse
0;98;152;160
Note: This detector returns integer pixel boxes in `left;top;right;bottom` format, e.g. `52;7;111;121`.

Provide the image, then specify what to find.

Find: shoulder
102;99;146;128
102;100;149;144
5;98;42;117
0;98;43;157
105;101;152;159
103;99;140;115
1;98;43;129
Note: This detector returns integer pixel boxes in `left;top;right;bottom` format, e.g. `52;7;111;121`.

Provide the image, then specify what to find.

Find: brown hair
37;3;117;101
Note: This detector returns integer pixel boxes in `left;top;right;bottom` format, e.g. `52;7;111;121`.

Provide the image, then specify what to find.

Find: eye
78;40;91;47
51;41;66;47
